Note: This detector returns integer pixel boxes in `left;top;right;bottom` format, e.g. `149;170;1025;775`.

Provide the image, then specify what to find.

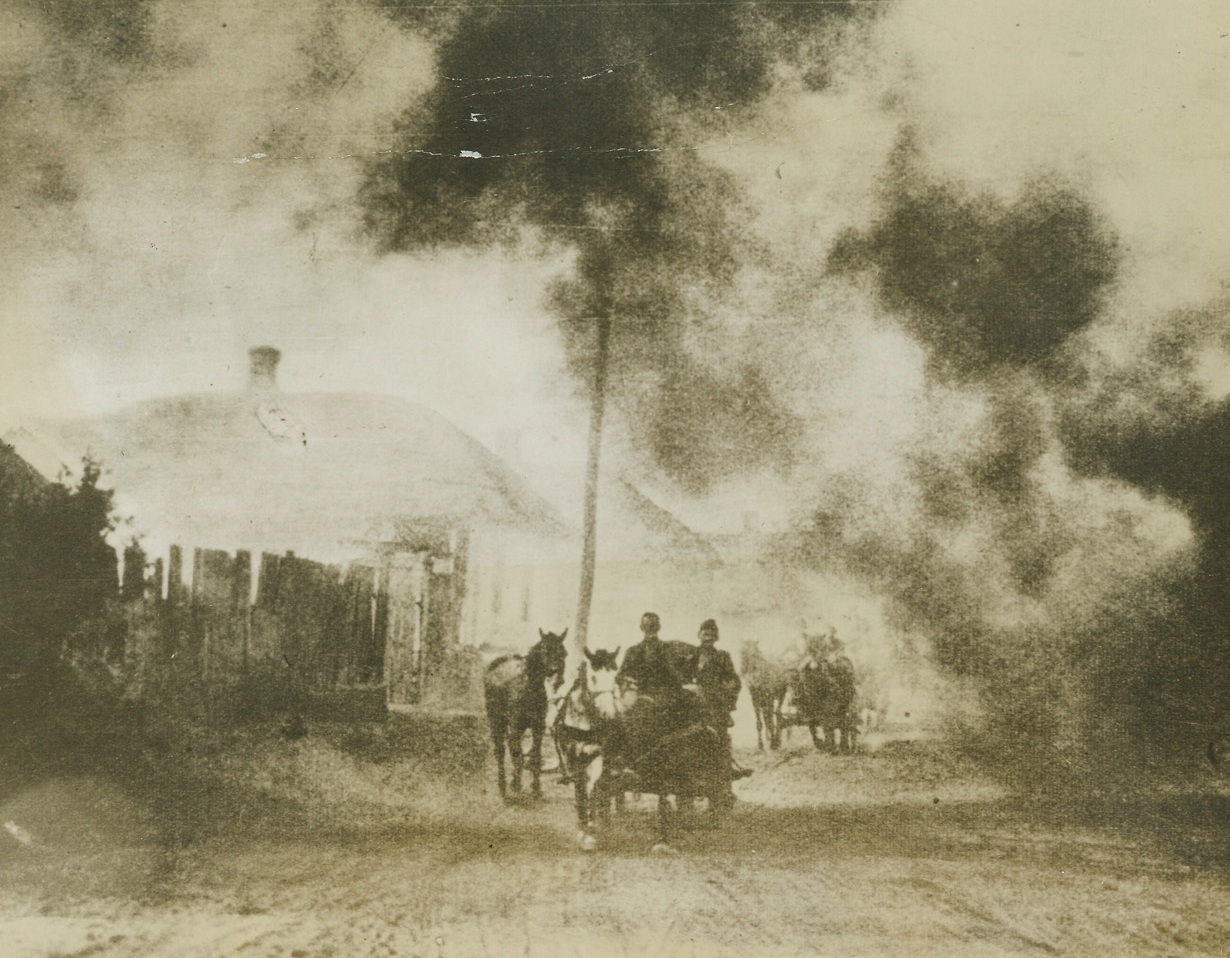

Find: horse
554;647;622;851
784;656;859;753
483;628;569;801
740;639;789;751
556;646;728;852
551;638;695;787
827;653;860;753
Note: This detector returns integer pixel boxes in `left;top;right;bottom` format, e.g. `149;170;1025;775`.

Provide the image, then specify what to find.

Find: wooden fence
119;541;479;715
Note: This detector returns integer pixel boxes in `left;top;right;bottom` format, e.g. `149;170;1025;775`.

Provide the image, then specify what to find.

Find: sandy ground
4;720;1230;958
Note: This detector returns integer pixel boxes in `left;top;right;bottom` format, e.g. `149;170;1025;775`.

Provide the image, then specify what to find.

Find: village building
15;348;716;711
469;472;719;657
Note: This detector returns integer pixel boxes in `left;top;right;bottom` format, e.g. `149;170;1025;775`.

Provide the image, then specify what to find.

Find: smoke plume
359;1;877;489
829;139;1120;382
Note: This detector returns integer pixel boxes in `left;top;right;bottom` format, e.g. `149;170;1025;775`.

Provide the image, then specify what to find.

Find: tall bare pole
573;313;612;658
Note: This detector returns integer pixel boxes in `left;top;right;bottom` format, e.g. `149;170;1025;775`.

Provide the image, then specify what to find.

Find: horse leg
529;725;544;797
653;795;674;851
596;775;614;827
679;787;703;831
809;721;823;751
555;729;572;785
510;727;525;794
577;755;603;852
574;768;591;835
492;728;508;800
752;698;765;751
770;700;782;750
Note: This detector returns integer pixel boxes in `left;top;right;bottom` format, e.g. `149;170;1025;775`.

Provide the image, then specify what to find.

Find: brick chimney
248;346;281;392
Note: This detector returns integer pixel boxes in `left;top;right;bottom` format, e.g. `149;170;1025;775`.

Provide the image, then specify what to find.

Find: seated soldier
618;612;685;700
687;619;752;799
611;612;691;765
688;619;740;730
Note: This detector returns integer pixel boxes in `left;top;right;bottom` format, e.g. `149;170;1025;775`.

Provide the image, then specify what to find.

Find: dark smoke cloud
906;388;1070;599
34;0;154;66
1056;303;1230;736
829;139;1120;382
794;434;1192;780
773;138;1216;778
360;1;876;488
1;1;154;211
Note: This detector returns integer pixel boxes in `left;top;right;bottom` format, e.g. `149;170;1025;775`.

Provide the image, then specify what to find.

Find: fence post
235;550;252;679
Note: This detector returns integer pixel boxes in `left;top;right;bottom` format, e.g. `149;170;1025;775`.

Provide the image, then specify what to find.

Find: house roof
0;438;53;504
601;477;717;563
35;388;567;560
517;466;717;564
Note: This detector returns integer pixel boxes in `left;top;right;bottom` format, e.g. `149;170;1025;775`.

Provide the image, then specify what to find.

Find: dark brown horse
556;646;727;852
740;639;789;751
483;628;569;801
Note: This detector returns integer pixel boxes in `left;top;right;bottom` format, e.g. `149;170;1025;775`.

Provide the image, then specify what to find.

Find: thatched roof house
36;348;565;561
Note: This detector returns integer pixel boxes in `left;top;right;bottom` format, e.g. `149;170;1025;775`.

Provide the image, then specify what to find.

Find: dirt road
4;723;1230;958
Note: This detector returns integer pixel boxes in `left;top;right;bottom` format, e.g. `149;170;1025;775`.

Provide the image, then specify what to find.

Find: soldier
612;612;690;766
617;611;687;701
690;619;741;726
686;619;751;803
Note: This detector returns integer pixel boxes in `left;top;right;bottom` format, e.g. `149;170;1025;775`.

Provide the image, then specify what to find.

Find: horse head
581;646;621;720
534;627;569;693
803;632;831;662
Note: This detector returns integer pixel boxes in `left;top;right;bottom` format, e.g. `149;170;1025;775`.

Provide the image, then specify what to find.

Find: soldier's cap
699;619;719;637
